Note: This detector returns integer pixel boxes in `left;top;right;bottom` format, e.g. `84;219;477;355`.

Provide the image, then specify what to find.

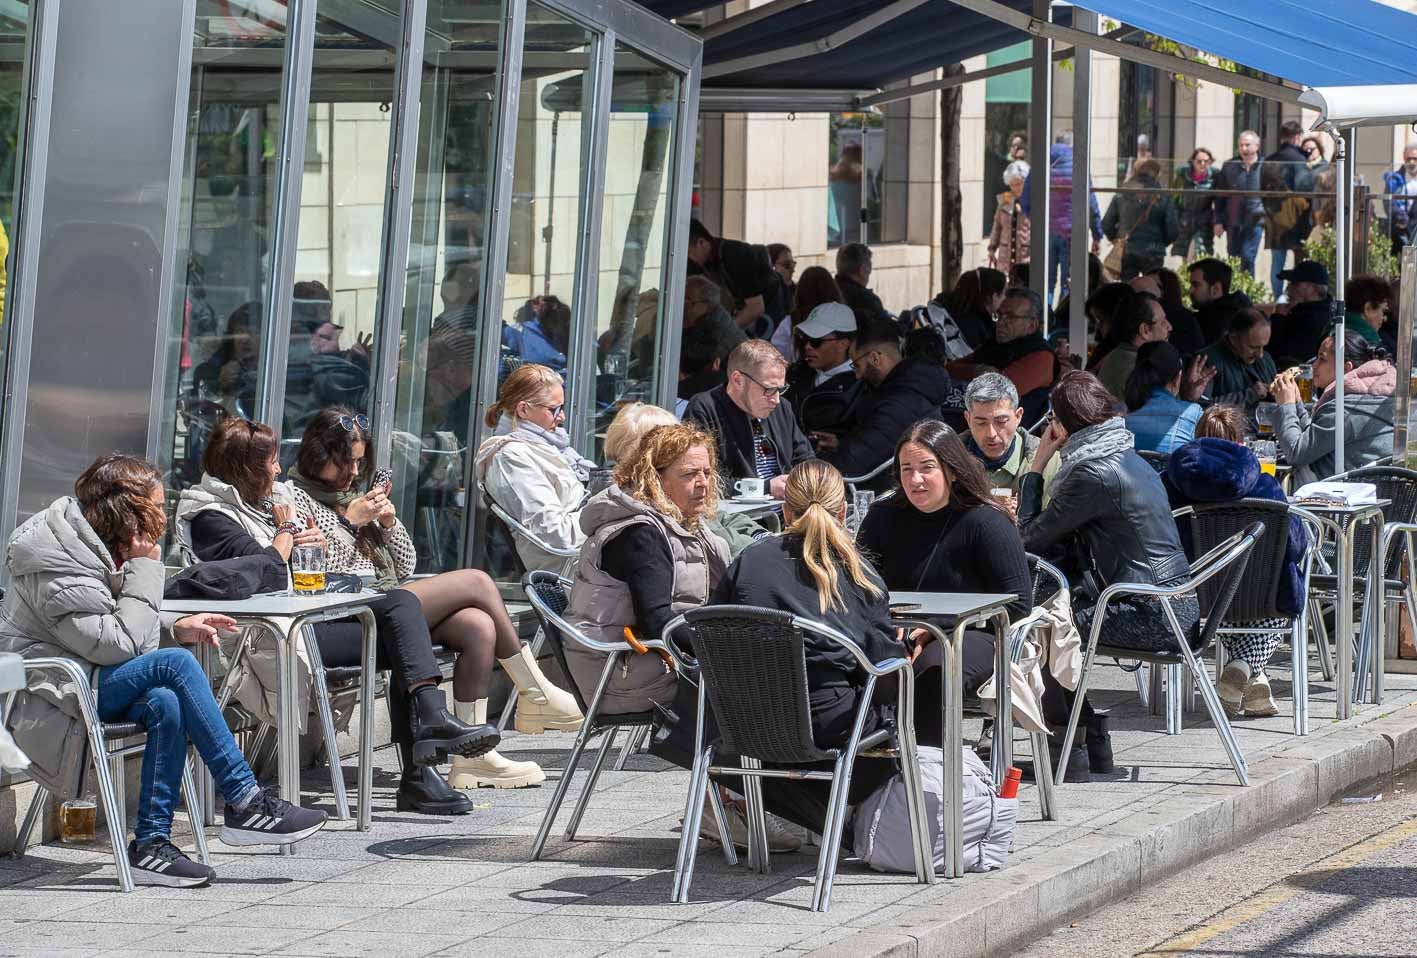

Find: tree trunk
939;63;966;294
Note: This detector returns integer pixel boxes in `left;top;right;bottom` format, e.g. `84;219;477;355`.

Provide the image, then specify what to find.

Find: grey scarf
499;415;596;484
1052;417;1134;490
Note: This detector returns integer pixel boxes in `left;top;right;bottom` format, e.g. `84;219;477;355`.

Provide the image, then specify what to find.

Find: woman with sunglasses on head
473;363;596;573
177;417;499;815
289;408;581;791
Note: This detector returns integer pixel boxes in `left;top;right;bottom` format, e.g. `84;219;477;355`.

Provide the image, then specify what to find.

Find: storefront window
827;111;882;248
0;2;27;385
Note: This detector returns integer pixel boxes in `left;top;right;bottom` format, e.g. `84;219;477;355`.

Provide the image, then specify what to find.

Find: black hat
1277;260;1329;286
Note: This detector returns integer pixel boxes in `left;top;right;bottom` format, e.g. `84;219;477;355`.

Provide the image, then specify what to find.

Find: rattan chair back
1342;466;1417;578
1137;450;1170;474
1181;500;1292;622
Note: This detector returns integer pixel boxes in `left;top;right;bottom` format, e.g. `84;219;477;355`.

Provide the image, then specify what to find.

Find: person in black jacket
1188;258;1252;345
710;459;910;832
1019;371;1198;773
684;339;814;498
1139;268;1205;358
815;317;951;487
1269;260;1334;365
834;242;890;321
782;302;863;446
180;417;498;816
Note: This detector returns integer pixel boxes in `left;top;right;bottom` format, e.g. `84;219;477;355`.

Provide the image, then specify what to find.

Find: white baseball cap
795;302;857;339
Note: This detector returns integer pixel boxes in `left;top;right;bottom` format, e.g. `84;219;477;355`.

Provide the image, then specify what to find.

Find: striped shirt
751;420;778;481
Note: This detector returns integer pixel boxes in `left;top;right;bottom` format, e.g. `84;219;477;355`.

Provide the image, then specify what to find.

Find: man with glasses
948;288;1057;424
1385;143;1417;254
818;316;951;489
684;340;813;499
783;303;863;451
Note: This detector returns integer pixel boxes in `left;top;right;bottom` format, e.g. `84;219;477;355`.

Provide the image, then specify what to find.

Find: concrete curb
808;702;1417;958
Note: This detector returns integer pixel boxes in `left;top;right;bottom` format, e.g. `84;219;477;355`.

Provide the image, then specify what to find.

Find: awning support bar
703;0;932;80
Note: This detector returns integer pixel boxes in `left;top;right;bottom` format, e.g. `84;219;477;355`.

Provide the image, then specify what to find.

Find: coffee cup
735;477;766;498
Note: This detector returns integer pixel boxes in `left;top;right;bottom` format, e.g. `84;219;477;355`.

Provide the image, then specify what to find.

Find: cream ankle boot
499;645;584;734
447;700;546;790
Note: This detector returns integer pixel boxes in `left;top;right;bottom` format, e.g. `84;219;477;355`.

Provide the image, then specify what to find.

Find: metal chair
1054;523;1262;786
842;459;893;496
5;658;210;892
522;571;736;861
1174;500;1323;736
1136;450;1170;475
664;605;933;912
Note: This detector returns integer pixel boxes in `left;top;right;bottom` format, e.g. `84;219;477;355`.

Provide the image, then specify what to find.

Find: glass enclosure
0;1;28;424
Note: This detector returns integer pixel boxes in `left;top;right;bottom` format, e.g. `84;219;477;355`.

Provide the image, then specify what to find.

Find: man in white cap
783;302;864;452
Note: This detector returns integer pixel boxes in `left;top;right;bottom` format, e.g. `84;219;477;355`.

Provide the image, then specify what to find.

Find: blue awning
635;0;1417;96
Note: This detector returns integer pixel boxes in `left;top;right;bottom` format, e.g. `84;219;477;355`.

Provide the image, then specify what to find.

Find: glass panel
592;43;678;460
278;1;402;455
0;1;27;366
387;1;502;575
827;111;881;248
157;1;289;540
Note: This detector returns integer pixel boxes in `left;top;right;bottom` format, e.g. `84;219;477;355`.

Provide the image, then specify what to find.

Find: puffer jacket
565;486;729;715
1276;359;1396;486
0;497;171;794
822;357;952;484
1020;143;1103;240
1018;430;1192;592
1165;437;1308;615
473;422;586;573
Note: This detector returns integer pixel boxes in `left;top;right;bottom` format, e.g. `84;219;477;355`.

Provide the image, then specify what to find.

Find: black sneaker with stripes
128;838;215;888
219;785;328;847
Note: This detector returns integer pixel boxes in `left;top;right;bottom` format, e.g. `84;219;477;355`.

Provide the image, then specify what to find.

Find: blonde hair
783;460;882;614
612;423;718;530
603;402;677;464
726;338;788;379
484;363;563;429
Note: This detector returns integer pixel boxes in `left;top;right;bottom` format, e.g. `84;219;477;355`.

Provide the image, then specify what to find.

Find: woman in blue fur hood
1164;414;1309;719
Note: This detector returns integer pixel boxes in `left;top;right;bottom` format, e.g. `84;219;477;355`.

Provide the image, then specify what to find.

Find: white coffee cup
735;477;766;498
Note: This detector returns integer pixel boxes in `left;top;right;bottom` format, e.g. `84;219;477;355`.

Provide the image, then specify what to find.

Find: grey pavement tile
202;854;375;883
610;943;788;958
40;895;246;925
269;879;449;909
208;902;381;930
483;914;680;943
127;923;320;955
0;890;119;919
428;937;612;958
336;907;525;938
329;857;515;886
405;883;565;916
270;929;471;958
0;919;177;951
632;918;823;948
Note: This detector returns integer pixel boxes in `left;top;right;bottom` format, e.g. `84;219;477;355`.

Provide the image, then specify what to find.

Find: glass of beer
1255;402;1277;437
1254;439;1278;477
1297;364;1313;403
292;544;326;595
60;798;96;844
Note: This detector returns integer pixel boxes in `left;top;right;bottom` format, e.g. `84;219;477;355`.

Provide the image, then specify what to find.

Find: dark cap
1278;260;1329;286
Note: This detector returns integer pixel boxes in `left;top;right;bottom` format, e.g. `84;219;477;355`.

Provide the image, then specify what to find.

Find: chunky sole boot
409;685;500;766
1019;741;1091;784
448;699;546;789
499;645;584;734
1085;712;1115;774
396;765;475;815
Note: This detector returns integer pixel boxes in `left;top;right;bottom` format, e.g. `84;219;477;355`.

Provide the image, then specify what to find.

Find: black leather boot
1019;733;1091;784
409;685;499;766
1086;712;1115;774
395;740;474;815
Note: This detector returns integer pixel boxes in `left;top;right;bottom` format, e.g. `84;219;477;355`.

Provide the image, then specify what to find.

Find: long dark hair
893;420;1001;515
296;406;374;492
1123;341;1183;411
790;266;842;327
203;416;280;505
941;267;1006;318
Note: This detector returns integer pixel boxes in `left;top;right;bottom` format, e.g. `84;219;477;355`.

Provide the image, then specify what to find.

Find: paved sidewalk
3;658;1417;958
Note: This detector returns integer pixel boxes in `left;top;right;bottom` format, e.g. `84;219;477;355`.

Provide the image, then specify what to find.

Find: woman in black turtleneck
857;420;1032;739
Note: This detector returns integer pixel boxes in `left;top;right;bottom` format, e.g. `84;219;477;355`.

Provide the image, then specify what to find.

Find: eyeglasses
337;414;370;433
739;369;789;397
997;310;1034;322
532;401;566;418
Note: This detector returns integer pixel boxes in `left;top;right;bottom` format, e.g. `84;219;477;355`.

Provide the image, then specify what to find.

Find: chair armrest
844;458;893;484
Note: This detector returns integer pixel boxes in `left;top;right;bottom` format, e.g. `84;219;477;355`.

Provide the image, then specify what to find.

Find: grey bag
852;746;1018;875
6;691;89;797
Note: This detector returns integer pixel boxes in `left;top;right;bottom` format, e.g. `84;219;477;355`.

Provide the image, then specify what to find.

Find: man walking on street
1214;130;1266;278
1264;120;1314;299
1383;143;1417;255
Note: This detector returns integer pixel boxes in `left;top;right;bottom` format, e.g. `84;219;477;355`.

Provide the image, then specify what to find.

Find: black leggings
313;588;442;748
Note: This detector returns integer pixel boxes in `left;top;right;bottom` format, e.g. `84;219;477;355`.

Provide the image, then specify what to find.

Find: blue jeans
1228;225;1264;278
1047;233;1070;305
97;648;258;844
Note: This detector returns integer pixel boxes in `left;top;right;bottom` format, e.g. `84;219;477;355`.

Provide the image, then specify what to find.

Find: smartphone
371;468;393;493
890;602;922;613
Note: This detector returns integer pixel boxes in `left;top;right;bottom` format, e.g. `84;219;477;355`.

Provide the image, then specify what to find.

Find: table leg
195;643;217;827
1371;517;1387;706
278;622;301;857
990;611;1012;785
945;620;966;880
356;608;377;833
1336;525;1355;720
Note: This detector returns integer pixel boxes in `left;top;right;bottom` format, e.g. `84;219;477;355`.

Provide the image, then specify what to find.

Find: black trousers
312;588;442;748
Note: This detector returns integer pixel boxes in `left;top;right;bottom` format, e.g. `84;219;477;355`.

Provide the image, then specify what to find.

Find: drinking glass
849;490;876;534
292;543;326;595
60;798;96;844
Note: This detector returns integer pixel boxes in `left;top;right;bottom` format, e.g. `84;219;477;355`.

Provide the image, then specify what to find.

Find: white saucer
729;495;776;504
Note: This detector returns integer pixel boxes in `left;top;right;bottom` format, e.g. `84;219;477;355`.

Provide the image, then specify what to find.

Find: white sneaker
697;799;802;852
1241;672;1280;717
1217;660;1250;717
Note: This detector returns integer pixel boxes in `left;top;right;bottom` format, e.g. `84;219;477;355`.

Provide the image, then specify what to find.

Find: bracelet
275;521;300;539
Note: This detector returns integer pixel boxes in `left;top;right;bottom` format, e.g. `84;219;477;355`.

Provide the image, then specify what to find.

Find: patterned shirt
751;420;778;481
290;486;418;580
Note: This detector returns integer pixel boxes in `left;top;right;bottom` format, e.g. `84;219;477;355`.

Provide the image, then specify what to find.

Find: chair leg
895;730;936;884
109;752;127;823
739;757;770;875
531;720;598;860
1134;662;1150;710
1030;730;1059;821
1053;642;1099;786
564;726;617;842
1149;663;1165;716
14;784;49;857
614;725;646;771
811;756;853;913
1167;613;1249;787
1165;664;1183;735
1311;598;1335;682
180;757;211;865
303;630;350;822
90;745;134;892
672;745;714;904
1291;620;1309;736
706;783;738;866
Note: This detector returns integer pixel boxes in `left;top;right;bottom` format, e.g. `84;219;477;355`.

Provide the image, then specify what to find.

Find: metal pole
1396;246;1417;465
656;48;702;413
1027;0;1051;309
1333;129;1347;474
1068;6;1094;352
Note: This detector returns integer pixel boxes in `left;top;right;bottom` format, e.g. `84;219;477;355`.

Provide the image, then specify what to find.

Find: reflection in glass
591;45;678;460
0;1;28;336
279;3;402;452
388;0;500;574
158;1;289;540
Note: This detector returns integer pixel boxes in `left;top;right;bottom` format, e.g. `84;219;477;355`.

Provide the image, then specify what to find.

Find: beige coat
474;431;586;573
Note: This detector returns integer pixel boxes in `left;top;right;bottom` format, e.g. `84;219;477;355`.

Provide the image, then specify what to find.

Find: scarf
1052;417;1134;490
965;432;1017;472
499;415;596;483
287;466;399;591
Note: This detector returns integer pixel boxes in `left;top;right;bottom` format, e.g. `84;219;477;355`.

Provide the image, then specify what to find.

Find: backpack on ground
852;746;1017;874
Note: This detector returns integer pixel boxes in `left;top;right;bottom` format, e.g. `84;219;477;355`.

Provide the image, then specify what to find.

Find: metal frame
254;0;319;428
1067;7;1094;349
1026;0;1050;311
0;0;58;557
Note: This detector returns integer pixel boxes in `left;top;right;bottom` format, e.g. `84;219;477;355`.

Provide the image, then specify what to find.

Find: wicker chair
1174;500;1323;735
521;571;735;862
1054;523;1262;786
663;605;933;912
5;658;210;892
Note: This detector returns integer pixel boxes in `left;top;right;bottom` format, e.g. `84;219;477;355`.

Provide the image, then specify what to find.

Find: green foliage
1303;227;1399;284
1180;255;1272;308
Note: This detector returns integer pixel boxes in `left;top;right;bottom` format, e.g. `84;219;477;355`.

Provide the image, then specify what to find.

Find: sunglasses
797;333;843;349
740;369;789;397
338;414;370;433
